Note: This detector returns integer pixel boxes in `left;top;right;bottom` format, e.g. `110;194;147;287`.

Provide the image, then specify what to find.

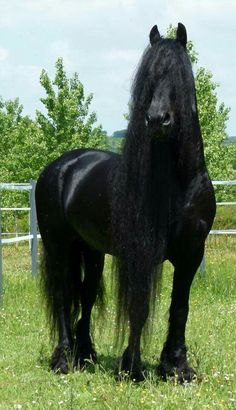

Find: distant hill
111;132;236;145
224;136;236;145
112;129;126;138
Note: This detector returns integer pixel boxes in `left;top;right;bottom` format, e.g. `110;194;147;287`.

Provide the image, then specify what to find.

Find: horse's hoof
177;366;196;384
118;351;145;382
74;348;97;369
50;346;71;374
157;363;196;384
116;369;145;383
51;361;69;374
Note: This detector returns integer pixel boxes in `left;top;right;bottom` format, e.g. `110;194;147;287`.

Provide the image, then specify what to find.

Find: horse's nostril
145;112;170;127
162;113;171;126
145;113;151;126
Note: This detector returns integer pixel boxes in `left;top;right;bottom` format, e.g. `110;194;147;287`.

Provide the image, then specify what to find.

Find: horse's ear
176;23;187;48
149;25;161;46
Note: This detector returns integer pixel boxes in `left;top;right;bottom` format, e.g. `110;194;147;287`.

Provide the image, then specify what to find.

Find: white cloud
48;41;77;72
0;62;42;96
102;49;140;64
0;47;9;61
24;0;136;13
165;0;236;20
0;0;136;27
17;65;42;89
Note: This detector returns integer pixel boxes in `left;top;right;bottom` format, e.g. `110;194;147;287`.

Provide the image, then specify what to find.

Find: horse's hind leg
74;247;105;368
50;306;73;374
42;238;76;374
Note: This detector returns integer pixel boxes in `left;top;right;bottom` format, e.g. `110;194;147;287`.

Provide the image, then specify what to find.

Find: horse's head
131;23;197;141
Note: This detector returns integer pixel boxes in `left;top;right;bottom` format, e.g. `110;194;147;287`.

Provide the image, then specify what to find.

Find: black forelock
130;38;195;113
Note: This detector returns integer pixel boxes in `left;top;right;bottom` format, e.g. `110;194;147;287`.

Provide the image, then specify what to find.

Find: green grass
0;239;235;409
212;205;236;230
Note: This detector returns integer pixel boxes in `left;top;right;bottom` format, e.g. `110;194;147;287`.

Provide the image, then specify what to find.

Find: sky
0;0;235;136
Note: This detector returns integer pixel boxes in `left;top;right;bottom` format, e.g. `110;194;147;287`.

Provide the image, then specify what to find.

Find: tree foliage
0;58;107;185
36;58;107;163
0;99;44;183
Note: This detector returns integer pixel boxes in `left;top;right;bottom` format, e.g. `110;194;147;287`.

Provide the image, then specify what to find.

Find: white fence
209;180;236;235
0;181;38;303
0;180;235;302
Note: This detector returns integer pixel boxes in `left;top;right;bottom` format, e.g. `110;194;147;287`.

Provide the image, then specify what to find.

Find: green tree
195;68;234;181
3;118;47;182
0;58;108;192
0;98;46;184
0;100;42;232
0;97;23;176
36;58;107;163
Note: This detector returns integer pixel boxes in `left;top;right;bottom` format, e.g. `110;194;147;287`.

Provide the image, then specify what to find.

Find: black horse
36;23;216;383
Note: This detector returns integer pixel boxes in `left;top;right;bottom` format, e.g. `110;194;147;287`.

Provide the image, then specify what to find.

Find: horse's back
36;148;118;252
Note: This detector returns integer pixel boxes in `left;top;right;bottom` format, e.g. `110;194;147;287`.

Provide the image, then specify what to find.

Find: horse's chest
168;181;212;250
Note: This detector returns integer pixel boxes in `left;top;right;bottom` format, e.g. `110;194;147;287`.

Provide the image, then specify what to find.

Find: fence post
30;180;38;277
0;195;3;305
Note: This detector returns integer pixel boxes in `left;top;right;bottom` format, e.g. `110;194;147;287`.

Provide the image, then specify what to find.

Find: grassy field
0;238;235;409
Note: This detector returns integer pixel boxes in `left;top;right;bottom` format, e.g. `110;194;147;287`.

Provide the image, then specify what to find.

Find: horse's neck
177;133;206;187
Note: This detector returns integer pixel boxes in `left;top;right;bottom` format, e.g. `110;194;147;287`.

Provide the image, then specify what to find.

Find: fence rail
212;180;236;185
210;229;236;235
0;179;235;302
0;183;33;191
2;234;41;244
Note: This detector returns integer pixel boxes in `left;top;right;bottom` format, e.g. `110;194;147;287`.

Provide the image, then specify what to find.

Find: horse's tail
40;240;106;340
40;240;83;340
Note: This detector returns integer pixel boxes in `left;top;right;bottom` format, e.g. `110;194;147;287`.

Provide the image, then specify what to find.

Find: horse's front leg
119;292;149;382
159;246;204;383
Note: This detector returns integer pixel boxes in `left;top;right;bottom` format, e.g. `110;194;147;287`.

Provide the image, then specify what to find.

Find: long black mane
111;38;203;335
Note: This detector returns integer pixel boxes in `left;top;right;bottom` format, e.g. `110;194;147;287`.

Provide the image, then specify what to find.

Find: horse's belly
69;206;112;254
